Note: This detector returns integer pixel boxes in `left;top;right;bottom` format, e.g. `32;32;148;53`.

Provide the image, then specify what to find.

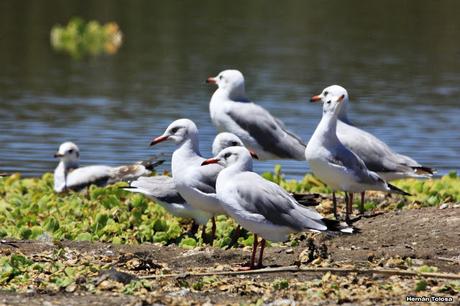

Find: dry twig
140;265;460;280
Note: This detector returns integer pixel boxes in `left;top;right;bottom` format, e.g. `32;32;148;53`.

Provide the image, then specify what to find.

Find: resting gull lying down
53;141;163;193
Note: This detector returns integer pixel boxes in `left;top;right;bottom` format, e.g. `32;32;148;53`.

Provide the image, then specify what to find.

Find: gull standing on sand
124;132;255;232
150;119;257;243
202;146;354;269
207;69;306;160
213;132;319;207
310;85;432;215
305;95;411;222
53;142;163;193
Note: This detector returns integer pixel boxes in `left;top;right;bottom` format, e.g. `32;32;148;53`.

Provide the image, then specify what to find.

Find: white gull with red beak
124;132;253;225
206;69;306;160
305;94;410;221
150;119;240;242
202;146;354;269
53;141;162;193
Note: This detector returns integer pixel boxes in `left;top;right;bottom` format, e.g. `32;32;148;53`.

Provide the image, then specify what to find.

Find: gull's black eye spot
231;141;238;146
324;91;329;96
224;153;231;159
327;100;331;104
219;75;223;80
68;149;74;154
171;127;179;133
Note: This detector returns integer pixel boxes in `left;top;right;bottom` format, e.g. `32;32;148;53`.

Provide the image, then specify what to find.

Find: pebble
285;248;294;254
439;203;449;209
168;288;190;297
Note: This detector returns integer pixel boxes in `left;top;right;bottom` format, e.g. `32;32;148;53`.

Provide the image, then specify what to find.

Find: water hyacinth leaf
76;232;93;241
19;228;32;240
45;217;60;232
179;237;197;249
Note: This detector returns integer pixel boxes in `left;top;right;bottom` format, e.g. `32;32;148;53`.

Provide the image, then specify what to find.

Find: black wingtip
322;218;358;234
142;159;165;171
292;193;321;207
119;186;135;190
412;166;436;175
388;183;411;196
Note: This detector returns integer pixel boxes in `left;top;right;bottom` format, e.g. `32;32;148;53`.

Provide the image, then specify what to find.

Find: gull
150;119;259;243
212;132;246;156
305;94;411;222
213;132;320;207
124;132;255;237
310;85;433;216
53;142;163;193
202;146;354;269
123;175;210;231
207;69;306;160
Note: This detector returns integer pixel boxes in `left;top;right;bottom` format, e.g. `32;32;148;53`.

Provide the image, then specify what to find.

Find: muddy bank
0;207;458;305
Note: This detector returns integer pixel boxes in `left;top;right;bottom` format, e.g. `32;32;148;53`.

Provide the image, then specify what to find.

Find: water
1;0;459;179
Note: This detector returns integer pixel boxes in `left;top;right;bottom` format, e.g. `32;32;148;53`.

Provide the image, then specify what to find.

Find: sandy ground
0;207;459;305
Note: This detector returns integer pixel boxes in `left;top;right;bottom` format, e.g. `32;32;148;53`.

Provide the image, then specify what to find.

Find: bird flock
52;69;433;269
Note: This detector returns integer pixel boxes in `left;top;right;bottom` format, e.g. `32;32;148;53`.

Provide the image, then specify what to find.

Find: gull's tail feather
412;166;436;176
292;193;321;207
139;158;165;171
322;218;358;234
388;183;411;196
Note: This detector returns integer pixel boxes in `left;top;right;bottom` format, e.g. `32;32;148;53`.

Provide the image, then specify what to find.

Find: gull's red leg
210;217;216;245
360;192;365;214
332;192;338;220
257;239;266;269
250;234;258;269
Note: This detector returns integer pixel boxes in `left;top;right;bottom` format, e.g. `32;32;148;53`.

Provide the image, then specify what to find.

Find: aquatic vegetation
0;173;243;246
0;170;458;246
50;18;123;59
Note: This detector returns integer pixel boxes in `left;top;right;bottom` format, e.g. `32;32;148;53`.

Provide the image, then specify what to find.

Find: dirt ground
0;207;459;305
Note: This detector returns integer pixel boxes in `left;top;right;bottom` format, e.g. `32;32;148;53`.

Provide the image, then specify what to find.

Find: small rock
65;283;77;293
285;248;294;254
26;288;36;295
367;253;375;261
96;268;138;285
439;203;449;209
168;288;190;297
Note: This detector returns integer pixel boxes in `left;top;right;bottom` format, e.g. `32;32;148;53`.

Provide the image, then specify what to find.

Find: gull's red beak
337;94;345;103
310;95;322;103
201;158;220;166
249;150;259;160
54;152;63;158
206;77;217;84
150;135;169;146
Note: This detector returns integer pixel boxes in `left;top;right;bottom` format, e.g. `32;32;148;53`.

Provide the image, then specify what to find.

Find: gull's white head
321;93;346;117
54;142;80;164
150;118;199;146
211;132;245;156
206;69;247;100
311;85;350;122
202;146;255;171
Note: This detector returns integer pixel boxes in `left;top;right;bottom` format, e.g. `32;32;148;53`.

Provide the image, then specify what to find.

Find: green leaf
75;232;92;241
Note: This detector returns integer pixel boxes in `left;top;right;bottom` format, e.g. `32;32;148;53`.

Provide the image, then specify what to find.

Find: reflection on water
0;0;459;178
